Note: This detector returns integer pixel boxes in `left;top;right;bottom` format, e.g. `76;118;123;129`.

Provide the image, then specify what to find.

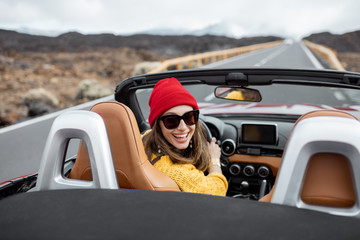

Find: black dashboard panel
203;115;296;199
241;123;277;145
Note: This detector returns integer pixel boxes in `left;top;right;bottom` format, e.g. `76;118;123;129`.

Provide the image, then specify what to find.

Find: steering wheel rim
200;119;212;143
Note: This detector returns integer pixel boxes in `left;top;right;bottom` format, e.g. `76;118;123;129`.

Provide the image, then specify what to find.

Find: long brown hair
142;118;211;171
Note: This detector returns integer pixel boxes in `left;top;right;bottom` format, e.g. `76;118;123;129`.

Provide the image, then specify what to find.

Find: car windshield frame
115;68;360;131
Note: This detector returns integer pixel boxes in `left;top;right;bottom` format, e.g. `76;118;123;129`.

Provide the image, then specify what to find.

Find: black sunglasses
160;110;199;129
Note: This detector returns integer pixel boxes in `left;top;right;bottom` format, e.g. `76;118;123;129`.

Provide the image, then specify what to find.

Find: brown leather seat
260;110;357;207
69;101;180;191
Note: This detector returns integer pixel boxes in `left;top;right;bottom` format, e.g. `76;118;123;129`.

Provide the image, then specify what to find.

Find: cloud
0;0;359;38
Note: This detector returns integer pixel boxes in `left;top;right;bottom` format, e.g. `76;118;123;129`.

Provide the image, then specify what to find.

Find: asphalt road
0;40;323;182
204;39;323;69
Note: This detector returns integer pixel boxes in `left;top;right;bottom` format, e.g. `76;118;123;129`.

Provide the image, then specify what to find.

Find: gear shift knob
241;181;249;195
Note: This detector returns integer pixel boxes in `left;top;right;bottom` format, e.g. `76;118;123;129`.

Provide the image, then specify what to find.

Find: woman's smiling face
160;105;195;150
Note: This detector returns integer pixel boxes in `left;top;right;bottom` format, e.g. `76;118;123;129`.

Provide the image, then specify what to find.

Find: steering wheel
200;119;212;143
200;117;230;169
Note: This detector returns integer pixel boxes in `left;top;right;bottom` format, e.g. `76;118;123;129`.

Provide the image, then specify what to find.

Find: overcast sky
0;0;359;39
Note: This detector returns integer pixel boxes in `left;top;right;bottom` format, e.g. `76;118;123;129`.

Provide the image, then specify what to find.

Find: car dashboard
202;114;296;200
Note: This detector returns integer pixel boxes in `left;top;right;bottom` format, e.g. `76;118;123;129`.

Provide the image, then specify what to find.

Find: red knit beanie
148;77;199;128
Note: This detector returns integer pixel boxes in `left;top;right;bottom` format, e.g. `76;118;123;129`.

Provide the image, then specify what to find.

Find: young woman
142;77;228;196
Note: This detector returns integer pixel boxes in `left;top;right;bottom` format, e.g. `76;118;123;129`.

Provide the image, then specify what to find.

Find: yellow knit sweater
151;153;228;196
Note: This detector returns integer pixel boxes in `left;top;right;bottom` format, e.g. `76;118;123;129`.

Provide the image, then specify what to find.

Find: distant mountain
12;27;62;37
0;29;282;56
137;22;245;39
190;22;245;39
304;30;360;52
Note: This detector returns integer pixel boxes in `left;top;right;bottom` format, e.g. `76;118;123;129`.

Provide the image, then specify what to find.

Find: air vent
221;139;236;156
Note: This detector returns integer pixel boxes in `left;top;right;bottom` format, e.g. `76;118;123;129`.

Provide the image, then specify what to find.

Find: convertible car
1;68;360;239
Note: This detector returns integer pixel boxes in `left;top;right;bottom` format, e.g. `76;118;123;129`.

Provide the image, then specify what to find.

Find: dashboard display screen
241;124;277;145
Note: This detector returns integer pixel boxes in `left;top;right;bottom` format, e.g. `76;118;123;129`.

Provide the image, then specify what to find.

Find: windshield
136;83;360;121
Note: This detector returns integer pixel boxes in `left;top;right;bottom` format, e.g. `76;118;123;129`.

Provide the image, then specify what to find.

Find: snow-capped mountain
11;21;246;39
189;22;246;38
131;22;246;38
14;27;63;37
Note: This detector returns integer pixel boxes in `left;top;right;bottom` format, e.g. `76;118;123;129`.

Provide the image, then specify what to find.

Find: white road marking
299;41;324;69
253;44;289;67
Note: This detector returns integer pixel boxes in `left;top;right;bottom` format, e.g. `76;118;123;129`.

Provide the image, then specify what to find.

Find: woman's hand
207;137;222;174
208;137;221;160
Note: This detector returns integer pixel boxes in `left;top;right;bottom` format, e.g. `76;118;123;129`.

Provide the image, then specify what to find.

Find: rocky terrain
0;30;283;127
0;29;359;127
0;46;168;126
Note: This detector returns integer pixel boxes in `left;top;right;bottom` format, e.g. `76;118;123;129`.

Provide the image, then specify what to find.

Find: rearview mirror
214;87;262;102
